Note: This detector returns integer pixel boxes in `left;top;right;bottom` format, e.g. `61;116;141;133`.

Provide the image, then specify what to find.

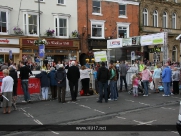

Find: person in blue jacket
162;63;172;96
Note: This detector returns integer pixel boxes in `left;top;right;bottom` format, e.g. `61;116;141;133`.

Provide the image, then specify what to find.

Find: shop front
0;37;20;63
20;37;80;65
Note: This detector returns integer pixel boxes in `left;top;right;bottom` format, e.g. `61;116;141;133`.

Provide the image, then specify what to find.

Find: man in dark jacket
67;61;80;101
35;69;50;100
119;61;128;92
19;61;32;102
55;64;66;103
97;62;110;103
48;67;57;100
9;66;18;110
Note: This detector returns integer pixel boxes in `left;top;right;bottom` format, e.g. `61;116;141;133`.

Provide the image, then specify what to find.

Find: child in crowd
132;75;139;97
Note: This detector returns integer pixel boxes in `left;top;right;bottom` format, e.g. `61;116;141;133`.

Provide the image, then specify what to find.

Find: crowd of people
0;58;180;113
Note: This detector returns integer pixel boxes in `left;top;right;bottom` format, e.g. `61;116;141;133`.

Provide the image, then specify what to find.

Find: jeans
120;76;127;91
133;87;138;96
110;80;117;100
143;80;149;95
163;82;170;95
41;87;49;100
21;80;30;101
98;81;108;102
115;81;118;97
69;81;78;101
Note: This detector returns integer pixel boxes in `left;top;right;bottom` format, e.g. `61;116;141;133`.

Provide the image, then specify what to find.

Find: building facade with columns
0;0;79;65
139;0;181;63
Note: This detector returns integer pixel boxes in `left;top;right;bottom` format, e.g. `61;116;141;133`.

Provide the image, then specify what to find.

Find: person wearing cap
67;61;80;101
55;64;66;103
35;69;50;100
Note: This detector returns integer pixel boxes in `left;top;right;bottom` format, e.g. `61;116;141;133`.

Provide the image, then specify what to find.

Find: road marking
171;131;179;134
116;116;126;119
21;108;26;112
28;113;34;118
94;109;105;114
71;102;79;104
133;120;157;125
125;99;134;102
172;97;179;99
50;130;59;135
34;119;43;125
79;105;91;109
24;113;30;117
161;107;175;110
139;102;150;106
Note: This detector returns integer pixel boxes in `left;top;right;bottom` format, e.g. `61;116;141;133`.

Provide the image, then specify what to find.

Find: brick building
78;0;139;64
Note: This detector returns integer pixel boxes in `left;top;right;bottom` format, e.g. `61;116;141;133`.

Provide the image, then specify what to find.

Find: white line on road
139;102;150;106
21;108;26;112
71;102;79;104
24;113;30;117
50;130;59;135
116;116;126;119
94;109;105;114
133;120;157;125
171;131;179;135
125;99;135;102
161;107;175;110
79;105;91;109
28;113;34;118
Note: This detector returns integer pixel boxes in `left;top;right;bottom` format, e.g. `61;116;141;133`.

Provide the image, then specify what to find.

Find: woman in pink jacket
142;66;152;96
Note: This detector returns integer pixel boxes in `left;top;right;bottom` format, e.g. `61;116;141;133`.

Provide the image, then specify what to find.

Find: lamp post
38;0;40;41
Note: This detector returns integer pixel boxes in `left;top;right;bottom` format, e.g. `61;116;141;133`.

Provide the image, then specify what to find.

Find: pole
38;0;40;41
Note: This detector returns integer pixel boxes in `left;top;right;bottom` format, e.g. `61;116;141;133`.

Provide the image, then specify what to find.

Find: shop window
33;49;38;53
55;17;68;38
119;4;127;17
45;49;54;53
22;49;32;53
90;20;105;39
23;13;39;36
143;8;148;26
172;13;176;29
153;10;158;27
162;11;167;28
0;55;4;63
172;46;177;62
117;22;130;38
92;0;101;15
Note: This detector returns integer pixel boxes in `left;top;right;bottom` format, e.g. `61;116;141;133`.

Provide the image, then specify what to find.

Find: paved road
0;90;181;136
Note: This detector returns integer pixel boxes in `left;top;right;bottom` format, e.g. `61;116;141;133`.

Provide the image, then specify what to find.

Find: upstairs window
92;1;101;14
119;5;126;16
143;8;148;26
0;11;7;33
55;17;68;38
58;0;65;5
172;13;176;29
153;10;158;27
162;11;167;28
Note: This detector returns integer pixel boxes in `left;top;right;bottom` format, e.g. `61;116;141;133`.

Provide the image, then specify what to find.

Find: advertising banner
122;37;140;46
141;32;164;46
107;39;122;48
94;51;107;62
9;50;12;59
39;44;45;58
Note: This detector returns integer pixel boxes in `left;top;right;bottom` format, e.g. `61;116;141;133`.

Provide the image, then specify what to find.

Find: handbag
80;89;84;96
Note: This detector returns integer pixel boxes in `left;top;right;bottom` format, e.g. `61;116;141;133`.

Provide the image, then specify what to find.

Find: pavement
0;89;181;136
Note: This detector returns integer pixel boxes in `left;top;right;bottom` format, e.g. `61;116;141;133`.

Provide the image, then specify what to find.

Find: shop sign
122;37;140;47
141;32;164;46
22;39;73;46
0;48;20;53
148;47;161;53
107;39;122;48
0;38;19;45
94;51;107;62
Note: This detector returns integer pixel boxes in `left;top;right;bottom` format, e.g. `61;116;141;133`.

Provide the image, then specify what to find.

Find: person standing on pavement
108;64;117;101
80;66;90;96
172;67;180;95
35;69;50;100
9;66;18;110
48;67;57;100
97;62;110;103
139;61;145;72
19;61;32;102
0;69;14;114
67;61;80;101
142;66;152;96
55;64;66;103
162;63;172;96
152;64;162;93
119;61;128;92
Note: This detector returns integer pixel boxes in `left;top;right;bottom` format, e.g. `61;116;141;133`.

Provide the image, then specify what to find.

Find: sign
22;39;74;46
39;44;45;58
107;39;122;48
94;51;107;62
9;50;12;59
131;51;135;60
141;32;164;46
0;38;19;45
0;48;20;53
148;47;161;53
122;37;140;46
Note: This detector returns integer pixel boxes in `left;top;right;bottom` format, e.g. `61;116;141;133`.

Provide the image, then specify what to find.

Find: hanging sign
94;51;107;62
9;50;12;59
39;45;45;58
131;51;135;60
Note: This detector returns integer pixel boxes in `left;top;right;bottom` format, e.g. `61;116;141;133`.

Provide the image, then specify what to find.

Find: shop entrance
53;55;65;63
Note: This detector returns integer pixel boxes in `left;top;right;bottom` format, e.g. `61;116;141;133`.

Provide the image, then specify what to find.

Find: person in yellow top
41;64;47;70
139;61;144;72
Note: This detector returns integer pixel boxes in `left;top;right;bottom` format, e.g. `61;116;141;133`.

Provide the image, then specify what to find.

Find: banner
9;50;12;59
94;51;107;62
131;51;135;60
39;44;45;58
122;37;140;47
107;39;122;48
141;32;164;46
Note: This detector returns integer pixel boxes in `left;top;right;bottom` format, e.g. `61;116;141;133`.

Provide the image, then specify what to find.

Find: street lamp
38;0;41;41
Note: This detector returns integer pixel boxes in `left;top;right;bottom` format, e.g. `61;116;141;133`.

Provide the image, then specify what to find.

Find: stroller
128;73;144;95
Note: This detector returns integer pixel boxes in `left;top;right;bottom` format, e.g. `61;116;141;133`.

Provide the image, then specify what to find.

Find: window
172;13;176;29
58;0;65;4
24;13;38;35
117;22;130;38
90;20;105;39
172;46;177;62
55;17;68;37
153;10;158;27
0;11;7;33
119;5;126;16
174;0;177;3
162;11;167;28
92;1;101;14
143;9;148;26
